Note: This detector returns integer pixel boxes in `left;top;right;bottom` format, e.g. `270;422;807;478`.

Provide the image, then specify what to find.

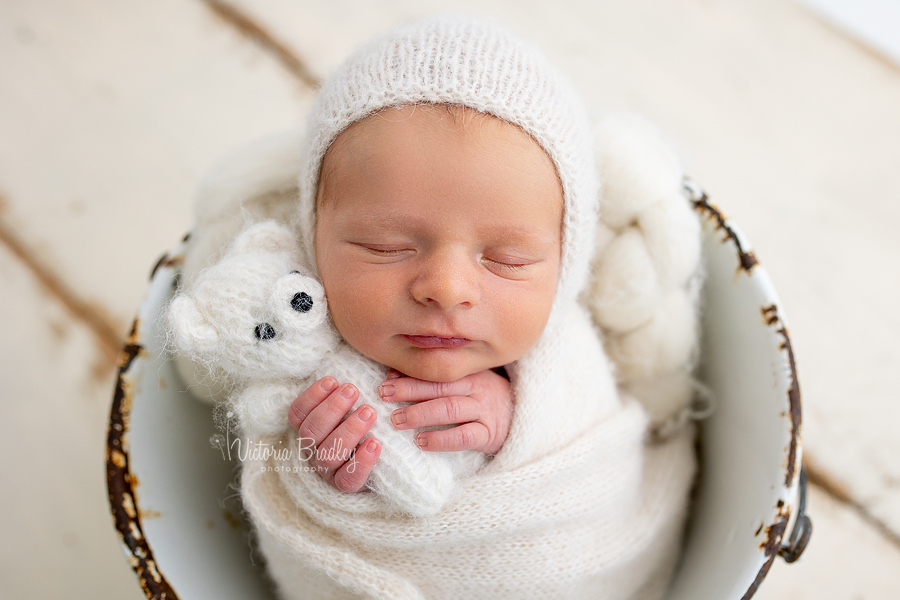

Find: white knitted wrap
295;14;598;329
242;302;696;600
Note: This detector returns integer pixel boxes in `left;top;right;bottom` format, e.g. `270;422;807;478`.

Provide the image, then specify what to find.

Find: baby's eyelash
358;244;411;256
484;257;531;271
496;261;528;270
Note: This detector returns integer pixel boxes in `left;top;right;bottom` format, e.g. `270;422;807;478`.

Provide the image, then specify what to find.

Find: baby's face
315;105;563;382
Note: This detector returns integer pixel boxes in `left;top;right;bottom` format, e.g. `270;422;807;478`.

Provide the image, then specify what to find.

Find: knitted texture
175;129;306;404
167;221;483;517
294;14;598;332
242;303;696;600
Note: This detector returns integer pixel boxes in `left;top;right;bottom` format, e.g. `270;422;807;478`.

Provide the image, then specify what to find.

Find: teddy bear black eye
255;323;276;341
291;292;313;313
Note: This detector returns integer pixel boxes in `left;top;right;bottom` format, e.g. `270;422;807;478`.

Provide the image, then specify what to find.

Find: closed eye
353;243;415;258
487;259;528;271
482;256;539;277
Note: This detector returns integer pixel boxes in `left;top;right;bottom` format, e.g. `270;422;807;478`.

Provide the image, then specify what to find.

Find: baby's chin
387;354;498;383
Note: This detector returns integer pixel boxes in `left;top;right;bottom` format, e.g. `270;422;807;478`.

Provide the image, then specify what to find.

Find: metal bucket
106;183;810;599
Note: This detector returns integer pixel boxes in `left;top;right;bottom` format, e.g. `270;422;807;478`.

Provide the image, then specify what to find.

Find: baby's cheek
499;283;557;360
500;309;546;361
325;275;393;354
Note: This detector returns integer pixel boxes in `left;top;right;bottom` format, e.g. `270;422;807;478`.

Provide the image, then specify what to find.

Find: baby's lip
402;335;473;349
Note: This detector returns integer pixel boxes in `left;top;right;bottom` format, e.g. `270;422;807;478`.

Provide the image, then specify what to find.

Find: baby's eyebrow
341;212;418;232
354;214;559;247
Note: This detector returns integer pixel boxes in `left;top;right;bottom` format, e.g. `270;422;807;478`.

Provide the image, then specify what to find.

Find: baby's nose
411;250;480;309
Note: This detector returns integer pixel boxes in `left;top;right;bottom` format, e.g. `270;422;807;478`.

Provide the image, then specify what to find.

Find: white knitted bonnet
296;14;598;322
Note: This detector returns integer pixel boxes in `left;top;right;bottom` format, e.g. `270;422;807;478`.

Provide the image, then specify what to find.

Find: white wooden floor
1;1;899;598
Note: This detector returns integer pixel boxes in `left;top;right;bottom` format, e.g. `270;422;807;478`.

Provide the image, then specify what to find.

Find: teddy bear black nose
291;292;314;313
255;323;276;341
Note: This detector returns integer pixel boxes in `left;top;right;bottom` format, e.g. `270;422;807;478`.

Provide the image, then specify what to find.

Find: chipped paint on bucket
107;317;179;599
665;181;809;600
107;183;808;599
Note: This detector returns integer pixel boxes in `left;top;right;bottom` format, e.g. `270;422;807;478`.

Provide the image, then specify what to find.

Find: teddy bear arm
233;380;305;441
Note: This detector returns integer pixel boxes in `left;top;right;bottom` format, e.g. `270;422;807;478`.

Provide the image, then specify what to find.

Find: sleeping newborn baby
169;14;703;600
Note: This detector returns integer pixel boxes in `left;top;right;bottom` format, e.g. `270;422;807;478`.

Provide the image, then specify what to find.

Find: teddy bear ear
167;295;220;353
233;220;296;255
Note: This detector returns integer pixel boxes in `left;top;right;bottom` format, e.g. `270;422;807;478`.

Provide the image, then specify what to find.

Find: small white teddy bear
167;220;481;517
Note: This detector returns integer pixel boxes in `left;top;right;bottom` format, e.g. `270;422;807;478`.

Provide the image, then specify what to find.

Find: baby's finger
332;437;381;493
390;396;479;430
311;404;377;478
288;376;339;430
296;383;359;447
415;422;490;453
379;376;472;403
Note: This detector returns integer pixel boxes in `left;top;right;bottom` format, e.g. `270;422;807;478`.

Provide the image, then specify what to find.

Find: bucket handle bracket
779;465;812;563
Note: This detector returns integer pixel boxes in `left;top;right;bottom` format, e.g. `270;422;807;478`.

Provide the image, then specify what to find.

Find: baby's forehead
334;105;543;159
318;104;557;202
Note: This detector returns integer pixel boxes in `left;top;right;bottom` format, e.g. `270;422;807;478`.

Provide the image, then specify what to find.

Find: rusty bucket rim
106;238;189;600
685;177;809;600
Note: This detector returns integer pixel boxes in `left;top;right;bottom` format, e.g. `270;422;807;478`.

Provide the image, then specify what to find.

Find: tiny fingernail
340;385;357;400
364;438;379;453
358;405;374;421
415;434;427;448
320;378;338;393
379;383;395;399
386;370;403;380
391;410;407;426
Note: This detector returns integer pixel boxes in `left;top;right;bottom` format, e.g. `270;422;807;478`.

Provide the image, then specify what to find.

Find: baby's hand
287;376;382;493
378;369;513;455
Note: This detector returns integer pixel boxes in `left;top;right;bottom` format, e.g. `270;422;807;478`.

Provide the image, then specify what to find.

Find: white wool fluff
176;129;305;403
593;113;683;232
606;290;698;381
638;191;702;288
587;112;705;432
593;220;618;258
622;372;697;440
183;129;304;288
589;226;661;332
168;221;483;517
